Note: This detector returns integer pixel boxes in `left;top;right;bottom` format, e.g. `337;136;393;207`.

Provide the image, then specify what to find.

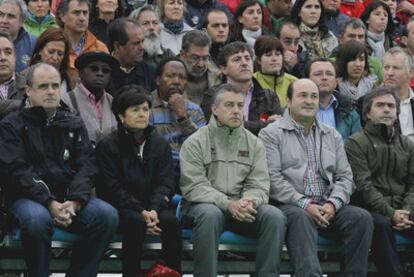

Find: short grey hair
212;83;244;106
384;46;413;74
26;63;60;87
182;30;211;53
338;17;366;37
0;0;27;22
129;4;159;22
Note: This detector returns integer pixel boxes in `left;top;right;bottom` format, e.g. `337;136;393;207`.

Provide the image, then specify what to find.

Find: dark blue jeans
9;197;119;277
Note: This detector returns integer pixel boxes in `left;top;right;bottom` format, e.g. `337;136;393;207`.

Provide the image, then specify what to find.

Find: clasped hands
392;210;414;231
142;210;162;235
228;198;257;223
306;202;336;228
48;200;80;228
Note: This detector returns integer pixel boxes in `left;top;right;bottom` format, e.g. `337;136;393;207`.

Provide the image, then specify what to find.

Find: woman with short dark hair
96;85;182;276
253;35;297;108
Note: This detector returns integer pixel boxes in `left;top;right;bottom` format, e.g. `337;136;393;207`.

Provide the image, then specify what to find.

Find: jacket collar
21;105;83;127
207;114;242;138
151;89;164;108
364;120;396;143
279;109;330;135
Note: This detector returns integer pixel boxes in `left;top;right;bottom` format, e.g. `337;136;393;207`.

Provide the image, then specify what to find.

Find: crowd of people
0;0;413;275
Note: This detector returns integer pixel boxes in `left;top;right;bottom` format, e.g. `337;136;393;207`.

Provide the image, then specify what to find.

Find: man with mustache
133;5;175;68
150;57;206;189
107;17;156;97
61;51;120;145
346;86;414;277
0;63;118;277
57;0;108;85
0;32;27;118
179;30;222;105
259;78;373;276
180;83;285;277
0;0;36;72
383;47;414;142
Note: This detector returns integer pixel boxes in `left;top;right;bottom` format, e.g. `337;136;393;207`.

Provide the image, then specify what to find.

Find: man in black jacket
0;63;118;277
107;18;156;97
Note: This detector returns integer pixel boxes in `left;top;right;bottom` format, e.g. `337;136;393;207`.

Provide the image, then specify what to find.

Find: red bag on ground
144;260;181;277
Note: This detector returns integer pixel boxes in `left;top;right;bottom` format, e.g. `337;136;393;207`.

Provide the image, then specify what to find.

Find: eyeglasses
188;54;210;63
87;65;112;74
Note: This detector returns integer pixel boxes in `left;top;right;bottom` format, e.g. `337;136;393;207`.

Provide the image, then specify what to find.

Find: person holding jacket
96;85;182;277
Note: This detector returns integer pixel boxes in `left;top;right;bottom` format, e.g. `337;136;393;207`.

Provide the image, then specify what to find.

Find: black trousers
371;212;414;277
119;209;182;276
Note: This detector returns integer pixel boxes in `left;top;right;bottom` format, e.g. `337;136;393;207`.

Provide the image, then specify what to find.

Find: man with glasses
62;51;120;145
276;21;307;78
179;30;222;105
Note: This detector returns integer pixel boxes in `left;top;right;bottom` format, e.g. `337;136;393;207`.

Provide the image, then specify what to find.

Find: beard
143;32;163;56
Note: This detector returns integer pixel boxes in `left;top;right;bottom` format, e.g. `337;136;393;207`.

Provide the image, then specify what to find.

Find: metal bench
0;195;413;275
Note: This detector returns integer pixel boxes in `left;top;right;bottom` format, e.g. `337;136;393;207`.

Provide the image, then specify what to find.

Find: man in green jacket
180;83;286;277
346;86;414;277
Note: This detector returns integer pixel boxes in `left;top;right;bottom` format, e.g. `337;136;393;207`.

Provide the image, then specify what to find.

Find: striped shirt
149;90;206;166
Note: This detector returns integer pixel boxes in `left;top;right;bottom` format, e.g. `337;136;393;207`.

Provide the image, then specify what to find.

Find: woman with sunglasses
96;85;182;277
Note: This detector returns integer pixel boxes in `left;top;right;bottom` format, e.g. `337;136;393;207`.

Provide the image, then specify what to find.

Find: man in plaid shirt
259;78;373;276
149;57;206;189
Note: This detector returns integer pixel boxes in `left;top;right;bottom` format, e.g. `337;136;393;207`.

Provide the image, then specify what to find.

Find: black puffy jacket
0;106;96;206
95;125;175;213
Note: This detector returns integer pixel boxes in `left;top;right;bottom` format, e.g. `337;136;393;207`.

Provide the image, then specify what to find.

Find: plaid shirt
294;121;343;210
149;90;206;165
0;74;15;100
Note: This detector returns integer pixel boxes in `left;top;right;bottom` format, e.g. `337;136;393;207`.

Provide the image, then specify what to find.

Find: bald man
259;78;373;276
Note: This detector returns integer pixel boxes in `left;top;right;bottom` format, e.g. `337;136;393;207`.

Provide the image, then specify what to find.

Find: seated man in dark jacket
0;63;119;277
346;86;414;277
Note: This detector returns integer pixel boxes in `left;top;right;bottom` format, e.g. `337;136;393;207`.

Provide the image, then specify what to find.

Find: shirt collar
401;89;414;104
79;83;103;103
151;89;164;108
319;95;339;110
1;73;15;86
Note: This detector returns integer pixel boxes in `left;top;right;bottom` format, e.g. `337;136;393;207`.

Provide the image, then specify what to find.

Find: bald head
26;63;61;112
287;78;319;126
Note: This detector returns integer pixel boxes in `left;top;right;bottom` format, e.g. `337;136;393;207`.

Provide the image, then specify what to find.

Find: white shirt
399;89;414;142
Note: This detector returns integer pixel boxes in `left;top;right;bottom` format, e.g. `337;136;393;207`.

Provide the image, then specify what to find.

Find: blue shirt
317;95;338;129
